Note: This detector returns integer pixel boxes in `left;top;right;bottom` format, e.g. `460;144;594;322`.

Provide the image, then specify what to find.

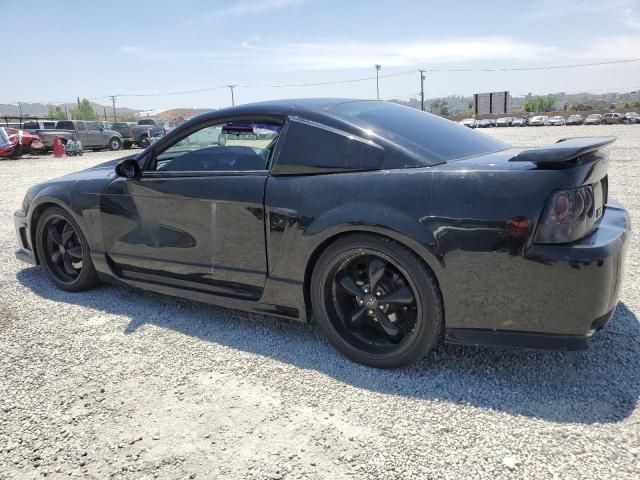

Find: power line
14;58;640;106
420;58;640;73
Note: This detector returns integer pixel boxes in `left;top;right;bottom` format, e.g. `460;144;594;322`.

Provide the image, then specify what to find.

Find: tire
601;120;607;125
123;141;132;149
310;234;443;368
35;206;100;292
109;137;122;151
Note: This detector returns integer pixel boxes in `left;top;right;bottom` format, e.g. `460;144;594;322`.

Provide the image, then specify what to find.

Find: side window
22;121;38;129
151;119;283;173
76;122;86;131
272;119;384;175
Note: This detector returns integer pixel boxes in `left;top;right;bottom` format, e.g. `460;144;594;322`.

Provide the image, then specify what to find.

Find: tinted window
274;119;384;175
22;121;38;129
152;120;283;172
56;121;74;130
76;122;86;131
327;101;507;164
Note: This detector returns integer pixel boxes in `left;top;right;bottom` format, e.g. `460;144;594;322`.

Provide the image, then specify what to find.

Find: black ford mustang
14;99;630;368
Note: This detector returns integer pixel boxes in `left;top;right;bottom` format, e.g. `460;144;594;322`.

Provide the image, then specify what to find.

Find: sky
2;0;640;112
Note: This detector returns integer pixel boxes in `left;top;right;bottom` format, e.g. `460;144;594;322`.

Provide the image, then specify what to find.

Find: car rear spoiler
509;136;615;164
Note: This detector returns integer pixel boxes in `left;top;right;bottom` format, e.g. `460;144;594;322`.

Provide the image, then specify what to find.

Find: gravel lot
1;125;639;479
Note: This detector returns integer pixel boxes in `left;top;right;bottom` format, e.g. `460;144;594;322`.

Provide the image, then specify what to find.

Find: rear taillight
535;185;598;244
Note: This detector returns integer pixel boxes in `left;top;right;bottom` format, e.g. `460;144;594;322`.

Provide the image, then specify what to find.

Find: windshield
327;101;507;164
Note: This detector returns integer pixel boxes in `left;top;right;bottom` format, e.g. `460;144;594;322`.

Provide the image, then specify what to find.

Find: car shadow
17;266;640;425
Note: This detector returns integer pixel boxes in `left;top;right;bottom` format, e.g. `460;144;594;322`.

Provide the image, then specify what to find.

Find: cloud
121;46;140;54
624;7;640;29
198;0;306;21
239;37;558;70
576;34;640;59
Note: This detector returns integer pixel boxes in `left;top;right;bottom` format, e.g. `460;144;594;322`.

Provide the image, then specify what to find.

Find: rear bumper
445;200;629;350
14;209;37;265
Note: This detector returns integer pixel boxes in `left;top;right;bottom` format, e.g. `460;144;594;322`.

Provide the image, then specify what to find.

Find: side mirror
115;158;141;179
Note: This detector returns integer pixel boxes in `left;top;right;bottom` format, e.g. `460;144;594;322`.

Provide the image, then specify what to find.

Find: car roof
198;98;355;119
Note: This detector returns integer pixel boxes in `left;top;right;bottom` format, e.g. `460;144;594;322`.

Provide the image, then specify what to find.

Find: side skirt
92;254;304;323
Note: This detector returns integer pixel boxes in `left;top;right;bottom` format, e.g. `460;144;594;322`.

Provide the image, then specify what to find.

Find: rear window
56;121;74;130
22;121;38;129
327;101;507;164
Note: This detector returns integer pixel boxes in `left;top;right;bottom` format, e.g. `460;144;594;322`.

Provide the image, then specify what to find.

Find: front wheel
310;234;443;368
34;207;100;292
109;137;122;151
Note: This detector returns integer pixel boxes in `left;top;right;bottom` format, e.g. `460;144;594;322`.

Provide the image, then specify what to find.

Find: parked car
584;114;603;125
21;119;58;133
548;116;566;126
14;99;629;368
626;112;640;124
496;117;513;127
460;118;476;128
35;120;123;151
600;112;629;125
476;119;495;128
510;117;527;127
528;116;550;126
0;128;43;158
134;119;166;147
566;114;584;125
108;122;137;149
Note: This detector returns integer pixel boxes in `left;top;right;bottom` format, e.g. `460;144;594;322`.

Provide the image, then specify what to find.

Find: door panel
100;174;268;298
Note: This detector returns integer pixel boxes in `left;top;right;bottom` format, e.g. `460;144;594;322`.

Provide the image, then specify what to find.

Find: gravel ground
0;125;639;480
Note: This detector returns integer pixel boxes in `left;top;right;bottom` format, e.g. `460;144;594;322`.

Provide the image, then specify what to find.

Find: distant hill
154;108;216;120
0;102;140;118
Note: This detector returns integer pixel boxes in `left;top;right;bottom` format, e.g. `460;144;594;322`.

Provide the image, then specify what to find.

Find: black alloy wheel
311;234;443;368
35;207;99;292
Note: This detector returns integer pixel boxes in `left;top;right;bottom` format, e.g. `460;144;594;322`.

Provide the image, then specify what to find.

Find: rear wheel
139;135;150;148
35;207;100;292
311;234;443;368
123;141;132;149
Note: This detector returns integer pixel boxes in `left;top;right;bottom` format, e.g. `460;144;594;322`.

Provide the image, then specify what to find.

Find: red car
0;128;43;158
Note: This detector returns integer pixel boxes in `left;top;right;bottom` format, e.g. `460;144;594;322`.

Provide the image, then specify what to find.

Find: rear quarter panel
265;159;575;331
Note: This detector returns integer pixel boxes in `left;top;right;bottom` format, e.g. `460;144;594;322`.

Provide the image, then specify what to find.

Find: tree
523;100;533;113
47;106;66;120
71;99;98;120
531;95;556;112
439;101;449;117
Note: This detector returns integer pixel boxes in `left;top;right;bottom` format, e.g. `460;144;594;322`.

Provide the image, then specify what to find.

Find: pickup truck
110;119;166;148
35;120;123;151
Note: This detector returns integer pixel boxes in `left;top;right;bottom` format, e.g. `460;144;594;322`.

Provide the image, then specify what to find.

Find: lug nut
367;310;374;315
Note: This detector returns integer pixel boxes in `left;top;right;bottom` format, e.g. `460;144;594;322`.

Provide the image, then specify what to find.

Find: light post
374;65;381;100
228;85;237;106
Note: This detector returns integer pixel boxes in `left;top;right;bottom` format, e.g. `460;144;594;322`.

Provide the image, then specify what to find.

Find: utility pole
109;95;117;122
64;105;68;120
18;102;23;120
374;65;381;100
227;85;237;106
103;106;108;122
419;70;426;111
